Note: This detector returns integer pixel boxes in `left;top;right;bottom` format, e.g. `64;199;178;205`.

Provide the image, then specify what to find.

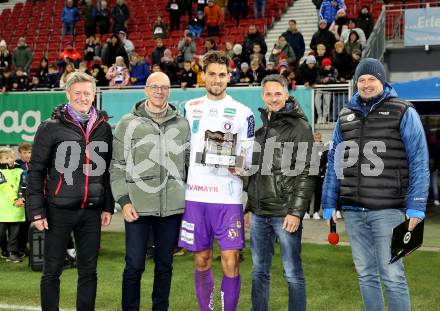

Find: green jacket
12;45;33;69
110;100;190;217
0;164;25;222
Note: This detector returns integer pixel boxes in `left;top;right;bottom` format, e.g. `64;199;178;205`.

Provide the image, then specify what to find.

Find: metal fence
312;83;353;125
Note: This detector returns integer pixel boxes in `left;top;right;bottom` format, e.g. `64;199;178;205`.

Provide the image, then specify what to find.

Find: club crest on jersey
192;120;200;133
208;108;218;117
228;228;239;240
222;121;233;132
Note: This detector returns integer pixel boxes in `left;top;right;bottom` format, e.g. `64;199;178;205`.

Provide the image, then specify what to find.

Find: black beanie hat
354;58;386;86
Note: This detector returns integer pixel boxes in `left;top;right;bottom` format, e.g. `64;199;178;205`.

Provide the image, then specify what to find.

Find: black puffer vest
338;98;413;209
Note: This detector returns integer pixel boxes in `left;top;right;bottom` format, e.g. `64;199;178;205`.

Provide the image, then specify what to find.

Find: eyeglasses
146;85;170;92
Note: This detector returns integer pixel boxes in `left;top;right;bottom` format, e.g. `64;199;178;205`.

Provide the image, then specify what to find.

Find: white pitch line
0;304;75;311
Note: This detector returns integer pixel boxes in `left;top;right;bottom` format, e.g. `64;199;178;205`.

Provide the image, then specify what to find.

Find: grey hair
261;74;289;94
65;71;96;92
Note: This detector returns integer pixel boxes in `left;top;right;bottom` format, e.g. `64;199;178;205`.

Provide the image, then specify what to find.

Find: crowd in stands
0;0;375;97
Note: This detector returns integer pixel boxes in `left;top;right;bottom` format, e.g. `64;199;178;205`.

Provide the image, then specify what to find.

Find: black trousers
122;214;182;311
41;208;101;311
0;222;21;253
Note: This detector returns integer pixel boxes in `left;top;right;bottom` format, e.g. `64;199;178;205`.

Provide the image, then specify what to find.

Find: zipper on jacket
159;124;165;217
64;116;106;208
357;116;365;202
54;173;63;196
256;118;271;212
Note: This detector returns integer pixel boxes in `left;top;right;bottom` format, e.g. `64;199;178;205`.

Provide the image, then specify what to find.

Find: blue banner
102;87;313;128
405;7;440;46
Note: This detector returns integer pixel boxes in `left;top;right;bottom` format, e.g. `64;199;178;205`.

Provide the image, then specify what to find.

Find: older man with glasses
111;72;190;311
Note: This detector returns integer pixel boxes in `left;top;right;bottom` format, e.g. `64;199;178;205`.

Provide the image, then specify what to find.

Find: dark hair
202;50;230;73
184;60;192;64
48;64;57;70
18;142;32;152
289;19;297;24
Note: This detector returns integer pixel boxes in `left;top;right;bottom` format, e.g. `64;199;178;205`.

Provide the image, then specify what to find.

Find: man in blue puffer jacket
322;58;429;311
319;0;346;26
61;0;80;35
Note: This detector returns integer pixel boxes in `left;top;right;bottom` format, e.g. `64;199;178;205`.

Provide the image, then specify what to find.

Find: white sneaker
336;211;342;219
313;212;321;220
434;200;440;206
303;212;310;219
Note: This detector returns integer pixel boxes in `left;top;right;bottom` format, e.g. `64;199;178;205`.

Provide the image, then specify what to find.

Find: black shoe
6;253;22;263
1;251;9;259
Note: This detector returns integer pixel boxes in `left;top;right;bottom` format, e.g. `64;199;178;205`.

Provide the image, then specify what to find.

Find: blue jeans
62;22;76;36
344;209;410;311
250;214;306;311
122;214;181;311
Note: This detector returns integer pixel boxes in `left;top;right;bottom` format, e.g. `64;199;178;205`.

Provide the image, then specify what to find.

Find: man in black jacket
26;72;114;311
246;74;315;311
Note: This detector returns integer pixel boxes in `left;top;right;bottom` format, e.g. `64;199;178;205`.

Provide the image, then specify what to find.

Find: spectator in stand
35;57;49;88
188;11;205;39
341;18;366;48
243;24;267;60
191;57;204;86
151;38;167;65
181;0;193;18
178;31;196;65
329;9;348;41
204;37;218;53
0;40;11;73
0;69;13;93
265;62;278;75
282;19;305;62
106;55;130;87
96;0;111;35
84;35;99;62
228;0;248;26
152;16;168;39
204;0;223;37
350;48;362;73
269;35;296;68
319;0;346;27
59;41;82;69
167;0;182;32
298;55;318;88
59;62;77;88
91;63;108;86
239;62;252;83
129;53;150;86
224;41;234;59
344;30;362;55
253;0;266;18
315;57;337;123
312;0;323;17
45;64;60;88
62;0;80;36
232;44;245;70
249;59;266;84
11;67;28;91
310;19;336;52
78;61;91;75
82;0;97;37
332;41;353;82
118;31;135;56
160;49;178;85
179;60;197;88
277;59;289;75
12;37;33;73
111;0;129;34
248;43;266;67
28;77;41;91
282;68;298;90
357;5;374;40
314;43;331;67
102;35;129;68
